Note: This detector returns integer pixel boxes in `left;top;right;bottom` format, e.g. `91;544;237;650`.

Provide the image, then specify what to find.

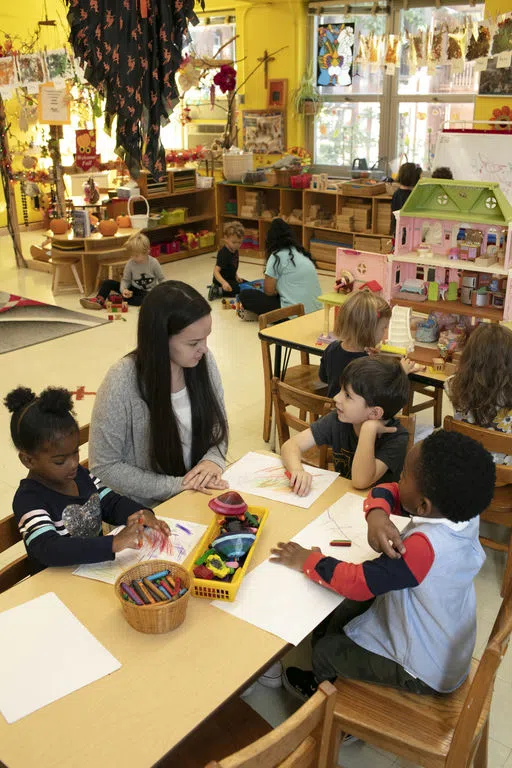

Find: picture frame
242;110;286;154
267;78;288;109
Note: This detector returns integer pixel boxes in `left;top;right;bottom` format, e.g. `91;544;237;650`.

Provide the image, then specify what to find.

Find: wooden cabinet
216;182;392;271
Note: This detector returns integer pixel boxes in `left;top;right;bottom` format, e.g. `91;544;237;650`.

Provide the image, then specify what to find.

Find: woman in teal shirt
238;219;322;317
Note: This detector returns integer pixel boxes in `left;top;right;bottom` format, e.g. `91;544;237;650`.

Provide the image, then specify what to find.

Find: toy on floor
193;493;261;583
222;298;240;311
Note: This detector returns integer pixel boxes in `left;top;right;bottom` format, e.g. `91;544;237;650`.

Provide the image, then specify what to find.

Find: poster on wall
16;53;45;93
242;111;286;154
0;57;17;97
478;58;512;96
38;83;71;125
317;23;355;87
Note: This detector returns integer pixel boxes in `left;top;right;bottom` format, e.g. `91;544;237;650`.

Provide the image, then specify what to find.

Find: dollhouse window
427;268;436;282
416;266;425;280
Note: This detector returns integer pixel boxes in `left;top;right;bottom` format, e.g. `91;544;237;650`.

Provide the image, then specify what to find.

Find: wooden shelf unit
216;182;392;271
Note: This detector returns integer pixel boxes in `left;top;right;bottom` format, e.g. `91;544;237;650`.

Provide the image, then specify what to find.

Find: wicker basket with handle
114;560;191;634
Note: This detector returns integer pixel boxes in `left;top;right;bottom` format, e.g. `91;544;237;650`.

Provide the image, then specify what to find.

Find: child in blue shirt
271;430;495;699
5;386;169;568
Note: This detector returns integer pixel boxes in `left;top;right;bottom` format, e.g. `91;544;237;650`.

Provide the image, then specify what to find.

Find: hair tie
17;399;37;435
377;311;381;318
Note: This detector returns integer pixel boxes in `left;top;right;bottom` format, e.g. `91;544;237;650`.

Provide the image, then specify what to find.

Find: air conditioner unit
186;123;226;150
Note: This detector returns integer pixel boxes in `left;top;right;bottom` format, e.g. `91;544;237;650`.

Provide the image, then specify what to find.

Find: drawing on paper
252;465;324;493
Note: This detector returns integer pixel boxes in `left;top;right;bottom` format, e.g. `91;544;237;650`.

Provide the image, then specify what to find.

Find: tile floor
0;230;510;767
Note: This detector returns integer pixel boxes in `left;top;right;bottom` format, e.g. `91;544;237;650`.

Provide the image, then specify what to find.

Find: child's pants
97;279;146;306
238;288;280;316
312;598;437;695
213;277;239;297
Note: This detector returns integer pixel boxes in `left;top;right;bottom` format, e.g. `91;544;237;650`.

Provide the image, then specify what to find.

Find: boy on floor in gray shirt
80;232;165;310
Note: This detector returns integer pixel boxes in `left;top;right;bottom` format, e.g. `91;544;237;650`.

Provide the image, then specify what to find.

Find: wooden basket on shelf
114;560;191;634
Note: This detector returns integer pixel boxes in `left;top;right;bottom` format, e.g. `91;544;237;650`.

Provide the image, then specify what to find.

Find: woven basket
114;560;191;634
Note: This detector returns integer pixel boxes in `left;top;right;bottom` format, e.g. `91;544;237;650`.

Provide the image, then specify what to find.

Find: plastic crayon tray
191;506;269;602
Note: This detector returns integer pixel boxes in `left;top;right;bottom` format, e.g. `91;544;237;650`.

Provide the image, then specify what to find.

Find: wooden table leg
323;304;330;336
81;251;97;296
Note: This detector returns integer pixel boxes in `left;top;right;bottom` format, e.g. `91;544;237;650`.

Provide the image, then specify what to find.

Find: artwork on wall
317;23;355;87
267;78;288;109
479;57;512;97
242;110;286;154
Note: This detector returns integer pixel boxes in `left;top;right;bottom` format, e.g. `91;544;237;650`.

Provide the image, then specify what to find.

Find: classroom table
0;475;358;768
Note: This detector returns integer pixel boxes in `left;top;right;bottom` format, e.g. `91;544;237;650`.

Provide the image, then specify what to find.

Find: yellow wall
474;0;512;126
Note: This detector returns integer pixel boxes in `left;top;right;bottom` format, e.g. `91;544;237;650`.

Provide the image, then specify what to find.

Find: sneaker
236;307;258;322
208;284;222;301
282;667;318;702
257;661;283;689
80;296;104;310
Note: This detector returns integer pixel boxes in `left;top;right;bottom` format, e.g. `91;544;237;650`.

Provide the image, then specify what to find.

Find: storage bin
223;151;253;182
199;232;215;249
166;207;188;225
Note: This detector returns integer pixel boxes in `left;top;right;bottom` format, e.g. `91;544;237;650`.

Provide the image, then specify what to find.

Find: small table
0;475;356;768
318;291;350;336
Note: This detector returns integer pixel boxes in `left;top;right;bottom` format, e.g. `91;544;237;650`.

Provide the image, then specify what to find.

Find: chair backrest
0;424;90;594
204;681;337;768
444;415;512;484
259;303;309;371
446;582;512;767
398;413;416;454
272;378;333;468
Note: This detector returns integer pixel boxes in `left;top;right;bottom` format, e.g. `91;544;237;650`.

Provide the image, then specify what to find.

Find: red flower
213;65;236;93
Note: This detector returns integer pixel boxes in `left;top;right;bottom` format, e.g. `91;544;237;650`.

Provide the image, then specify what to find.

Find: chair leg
402;388;413;416
263;383;272;443
433;387;443;429
71;264;84;294
473;718;489;768
501;531;512;598
52;266;60;294
93;266;103;294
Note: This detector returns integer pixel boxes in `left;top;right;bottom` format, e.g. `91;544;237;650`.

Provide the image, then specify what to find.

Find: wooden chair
444;415;512;597
260;304;323;443
272;377;333;469
398;412;416;454
93;248;130;292
331;582;512;768
403;381;443;428
0;424;90;594
50;251;84;295
204;681;339;768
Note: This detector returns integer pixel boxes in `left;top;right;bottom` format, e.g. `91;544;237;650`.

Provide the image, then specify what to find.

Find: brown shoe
80;297;104;310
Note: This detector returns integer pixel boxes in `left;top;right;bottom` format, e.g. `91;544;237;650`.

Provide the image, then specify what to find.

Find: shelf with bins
388;179;512;323
216;182;392;270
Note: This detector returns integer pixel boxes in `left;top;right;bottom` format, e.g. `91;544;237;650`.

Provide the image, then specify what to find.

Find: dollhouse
385;180;512;323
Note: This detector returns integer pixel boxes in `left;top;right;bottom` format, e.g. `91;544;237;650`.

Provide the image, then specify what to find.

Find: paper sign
38;82;70;125
0;593;120;723
385;63;396;76
496;51;512;69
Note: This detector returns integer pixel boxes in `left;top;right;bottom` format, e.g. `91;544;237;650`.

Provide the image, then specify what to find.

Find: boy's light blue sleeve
265;254;278;279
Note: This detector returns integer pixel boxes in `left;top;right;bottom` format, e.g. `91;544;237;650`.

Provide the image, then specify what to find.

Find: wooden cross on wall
257;49;276;88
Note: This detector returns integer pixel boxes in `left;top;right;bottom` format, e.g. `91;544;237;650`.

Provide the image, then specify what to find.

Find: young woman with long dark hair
238;218;322;317
89;281;229;508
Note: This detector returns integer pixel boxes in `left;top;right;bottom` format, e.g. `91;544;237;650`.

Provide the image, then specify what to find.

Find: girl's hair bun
4;387;36;414
38;387;74;416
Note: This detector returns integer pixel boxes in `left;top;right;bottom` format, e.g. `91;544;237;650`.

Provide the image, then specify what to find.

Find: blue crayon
147;570;170;581
156;582;172;600
178;587;187;597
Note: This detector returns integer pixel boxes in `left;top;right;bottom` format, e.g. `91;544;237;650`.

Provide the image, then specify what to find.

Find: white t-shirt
171;387;192;471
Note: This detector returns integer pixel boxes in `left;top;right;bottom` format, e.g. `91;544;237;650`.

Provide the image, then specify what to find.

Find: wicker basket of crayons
114;560;191;634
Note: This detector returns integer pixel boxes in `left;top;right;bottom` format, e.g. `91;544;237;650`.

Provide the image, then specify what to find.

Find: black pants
213;277;239;297
97;279;146;306
312;598;437;695
238;288;280;316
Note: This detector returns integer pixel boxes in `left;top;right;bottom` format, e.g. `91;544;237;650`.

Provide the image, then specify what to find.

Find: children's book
72;209;91;238
73;517;206;584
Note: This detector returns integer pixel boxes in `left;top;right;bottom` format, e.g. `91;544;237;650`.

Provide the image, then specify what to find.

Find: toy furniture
259;304;322;444
382;305;414;355
331;583;512;767
317;291;349;337
204;682;338;768
444;415;512;597
387;180;512;323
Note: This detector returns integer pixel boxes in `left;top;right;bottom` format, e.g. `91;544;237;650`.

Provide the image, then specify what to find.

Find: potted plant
292;65;321;115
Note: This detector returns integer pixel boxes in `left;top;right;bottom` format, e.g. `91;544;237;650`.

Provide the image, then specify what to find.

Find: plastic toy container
191;506;269;602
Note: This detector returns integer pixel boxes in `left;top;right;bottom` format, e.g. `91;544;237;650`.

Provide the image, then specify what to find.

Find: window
311;3;484;174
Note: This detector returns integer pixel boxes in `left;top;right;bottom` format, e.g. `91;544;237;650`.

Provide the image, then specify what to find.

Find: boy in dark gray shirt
80;232;165;310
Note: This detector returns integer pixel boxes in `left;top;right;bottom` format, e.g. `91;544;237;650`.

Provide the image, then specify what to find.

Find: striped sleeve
87;471;146;524
302;532;435;601
18;508;63;548
363;482;410;518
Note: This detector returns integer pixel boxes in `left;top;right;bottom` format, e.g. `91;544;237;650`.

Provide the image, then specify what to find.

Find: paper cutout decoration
317;23;354;87
75;129;101;172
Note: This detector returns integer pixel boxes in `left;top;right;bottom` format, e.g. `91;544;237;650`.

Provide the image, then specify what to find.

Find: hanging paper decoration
466;23;491;60
75;129;101;172
44;49;73;82
412;31;427;69
16;53;45;93
491;13;512;55
317;24;354;87
66;0;204;182
447;31;466;62
0;56;16;97
384;35;400;67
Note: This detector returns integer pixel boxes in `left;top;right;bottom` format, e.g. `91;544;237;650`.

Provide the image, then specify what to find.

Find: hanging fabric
66;0;203;181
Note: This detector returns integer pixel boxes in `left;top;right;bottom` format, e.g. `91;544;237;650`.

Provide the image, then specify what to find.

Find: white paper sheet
73;517;206;584
222;452;339;509
0;592;121;723
213;492;409;645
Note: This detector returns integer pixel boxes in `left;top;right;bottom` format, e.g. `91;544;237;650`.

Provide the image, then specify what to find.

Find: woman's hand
182;460;228;494
270;541;322;571
127;509;170;537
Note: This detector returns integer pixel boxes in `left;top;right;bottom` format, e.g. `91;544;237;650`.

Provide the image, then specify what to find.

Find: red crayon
330;539;351;547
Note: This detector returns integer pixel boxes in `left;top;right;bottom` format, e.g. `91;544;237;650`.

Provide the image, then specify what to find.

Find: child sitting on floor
80;232;165;310
5;386;169;568
209;220;245;300
446;323;512;465
282;355;410;493
272;429;495;699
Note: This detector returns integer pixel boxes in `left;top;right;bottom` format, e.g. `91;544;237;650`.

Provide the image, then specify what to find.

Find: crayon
330;539;351;547
176;523;191;535
178;587;187;597
165;576;179;595
284;470;292;480
132;580;152;605
147;570;170;581
165;576;175;589
143;577;166;602
121;582;144;606
155;582;172;600
138;514;144;548
135;579;156;604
